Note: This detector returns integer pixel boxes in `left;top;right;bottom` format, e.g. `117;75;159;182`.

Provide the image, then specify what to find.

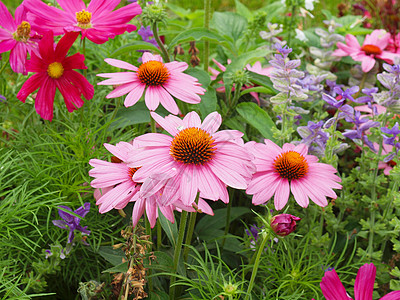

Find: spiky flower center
274;150;309;180
13;21;31;42
137;60;169;86
47;62;64;79
361;44;382;56
76;9;92;29
170;127;216;165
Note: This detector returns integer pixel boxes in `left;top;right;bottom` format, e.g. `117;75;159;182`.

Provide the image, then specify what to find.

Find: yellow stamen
13;21;31;42
76;9;92;29
47;62;64;79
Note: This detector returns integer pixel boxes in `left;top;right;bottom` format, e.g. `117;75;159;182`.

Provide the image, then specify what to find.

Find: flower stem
169;210;188;300
144;217;154;292
152;22;170;63
203;0;211;72
183;192;200;262
157;219;162;250
150;115;156;133
0;55;10;76
244;231;269;300
354;72;368;98
82;37;87;78
221;188;234;249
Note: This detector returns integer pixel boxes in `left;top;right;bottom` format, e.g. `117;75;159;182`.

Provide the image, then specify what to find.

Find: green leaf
169;28;229;48
145;251;173;272
102;261;129;273
196;207;251;236
158;211;178;247
247;71;276;94
185;68;211;87
97;246;125;266
235;0;253;20
212;12;247;42
236;102;276;140
111;41;162;57
224;116;249;141
258;2;286;23
240;86;275;96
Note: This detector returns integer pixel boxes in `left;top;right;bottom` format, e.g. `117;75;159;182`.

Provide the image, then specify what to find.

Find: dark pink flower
320;263;400;300
17;31;94;121
24;0;142;44
270;214;300;236
0;0;40;74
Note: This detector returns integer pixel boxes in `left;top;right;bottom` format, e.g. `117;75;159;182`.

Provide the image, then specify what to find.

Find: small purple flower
138;25;153;41
322;93;345;108
354;87;378;104
45;249;52;259
274;43;292;56
297;120;329;156
245;224;263;242
52;203;91;244
0;95;5;102
333;86;359;102
381;123;400;145
325;80;344;97
343;117;380;152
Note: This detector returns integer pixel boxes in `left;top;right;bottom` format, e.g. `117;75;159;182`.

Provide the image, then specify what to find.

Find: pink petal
159;205;175;223
124;82;146;107
320;269;351;300
0;38;16;53
250;175;281;205
165;61;188;73
106;82;140;98
150;112;182;136
0;1;16;31
97;72;139;85
88;0;119;14
213;130;243;142
142;52;162;63
290;180;309;208
131;197;146;227
63;70;94;100
57;0;86;13
273;179;290;210
38;31;55;64
354;263;376;300
381;291;400;300
9;42;28;74
208;159;248;189
134;133;172;147
361;56;376;73
345;34;361;49
55;32;79;61
144;86;160;111
145;198;157;228
35;77;56;121
183;111;202;128
201;111;222;134
17;73;46;102
104;58;138;71
179;166;199;206
156;87;180;115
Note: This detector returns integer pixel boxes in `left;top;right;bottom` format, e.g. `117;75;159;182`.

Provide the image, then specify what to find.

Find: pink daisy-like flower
129;111;255;206
97;52;205;115
320;263;400;300
24;0;142;44
90;141;214;227
0;1;40;75
246;140;342;210
333;30;399;72
17;31;94;121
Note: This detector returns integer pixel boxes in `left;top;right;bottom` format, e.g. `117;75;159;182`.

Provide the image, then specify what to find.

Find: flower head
130;111;255;206
0;1;40;74
98;53;205;114
16;31;94;121
246;140;341;210
333;30;399;72
52;203;90;244
24;0;142;44
270;214;301;236
320;263;400;300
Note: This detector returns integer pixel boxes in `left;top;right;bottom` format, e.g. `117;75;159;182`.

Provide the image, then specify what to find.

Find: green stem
203;0;211;72
287;1;297;46
82;37;87;78
152;22;170;63
150;116;156;133
183;192;200;262
354;72;368;98
145;217;153;292
0;55;10;76
244;232;269;300
169;210;188;300
221;188;234;249
157;219;162;250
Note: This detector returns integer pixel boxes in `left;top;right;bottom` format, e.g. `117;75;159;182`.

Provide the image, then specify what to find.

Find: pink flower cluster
89;111;342;227
0;0;142;120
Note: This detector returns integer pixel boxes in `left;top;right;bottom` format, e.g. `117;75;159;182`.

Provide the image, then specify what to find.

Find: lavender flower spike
53;203;91;244
381;122;400;148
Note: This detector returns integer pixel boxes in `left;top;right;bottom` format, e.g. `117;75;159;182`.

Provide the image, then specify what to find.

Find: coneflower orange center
170;127;216;165
361;44;382;56
129;167;141;179
47;62;64;79
137;61;169;86
76;9;92;28
274;151;309;180
13;21;31;41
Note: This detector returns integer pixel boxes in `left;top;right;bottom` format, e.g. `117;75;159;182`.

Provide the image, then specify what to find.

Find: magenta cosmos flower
17;31;94;121
320;263;400;300
333;30;399;72
245;140;341;210
0;1;40;74
129;111;255;206
89;141;213;227
24;0;141;44
97;52;205;115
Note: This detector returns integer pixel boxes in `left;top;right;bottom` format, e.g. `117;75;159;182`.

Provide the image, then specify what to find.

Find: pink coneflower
320;263;400;300
333;30;399;72
0;1;40;74
24;0;141;44
129;111;255;206
246;140;341;210
89;141;214;227
16;31;94;121
97;52;205;115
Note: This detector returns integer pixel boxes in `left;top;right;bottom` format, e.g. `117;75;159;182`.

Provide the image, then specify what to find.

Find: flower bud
270;214;300;236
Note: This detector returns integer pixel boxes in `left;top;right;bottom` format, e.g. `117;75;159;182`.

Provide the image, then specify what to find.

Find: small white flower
295;29;308;42
305;0;316;11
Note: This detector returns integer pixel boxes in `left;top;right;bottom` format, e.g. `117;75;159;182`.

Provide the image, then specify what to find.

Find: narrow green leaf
240;86;275;96
236;102;276;140
158;211;178;247
169;28;229;48
111;41;161;58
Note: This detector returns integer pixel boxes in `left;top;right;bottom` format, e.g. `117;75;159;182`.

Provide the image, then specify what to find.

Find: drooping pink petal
63;70;94;100
144;85;160;111
354;263;376;300
104;58;138;71
17;73;46;102
0;1;16;31
131;197;146;227
35;77;56;121
360;56;376;72
273;178;290;210
155;87;180;114
9;42;28;74
320;269;351;300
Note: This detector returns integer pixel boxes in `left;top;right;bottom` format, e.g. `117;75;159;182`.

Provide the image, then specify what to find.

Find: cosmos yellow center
13;21;31;41
273;151;309;180
361;44;382;55
47;62;64;79
137;61;169;86
170;127;216;165
76;9;92;28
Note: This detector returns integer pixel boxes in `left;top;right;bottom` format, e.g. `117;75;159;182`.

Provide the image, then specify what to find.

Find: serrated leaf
102;261;129;273
169;28;229;48
111;41;161;57
236;102;276;140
